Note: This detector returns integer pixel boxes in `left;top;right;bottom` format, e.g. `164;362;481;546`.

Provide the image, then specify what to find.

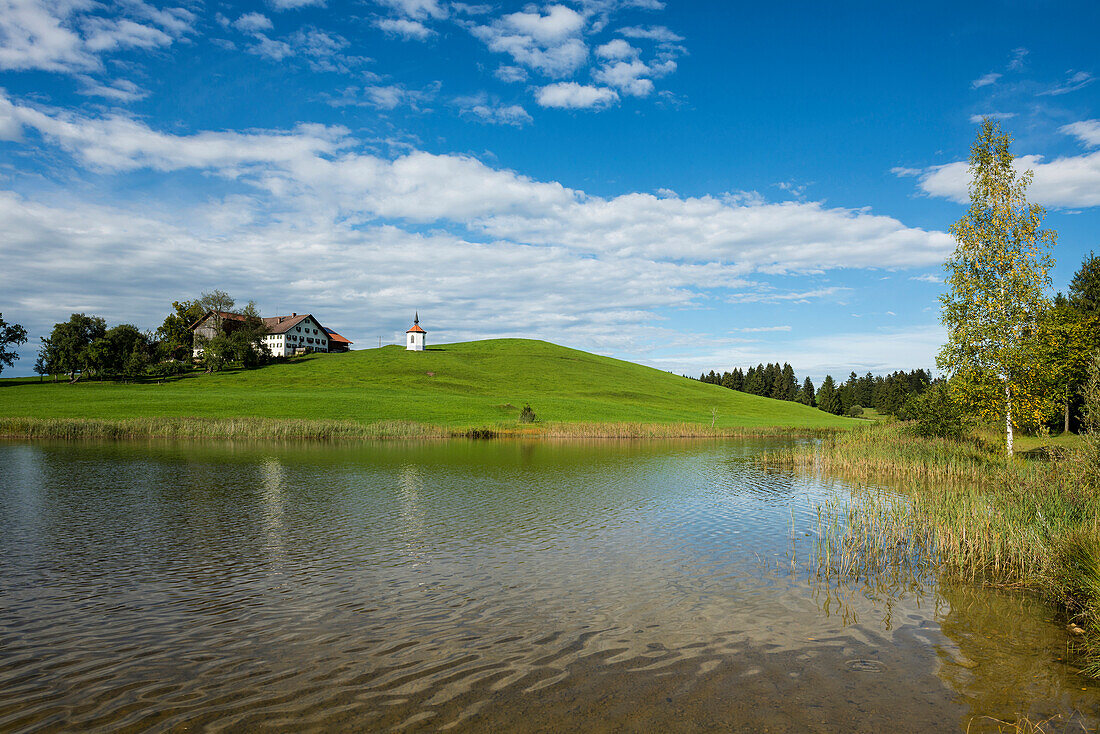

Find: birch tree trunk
1005;380;1014;456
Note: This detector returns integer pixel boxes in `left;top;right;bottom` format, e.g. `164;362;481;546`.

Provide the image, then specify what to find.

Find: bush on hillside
848;405;864;418
519;404;538;423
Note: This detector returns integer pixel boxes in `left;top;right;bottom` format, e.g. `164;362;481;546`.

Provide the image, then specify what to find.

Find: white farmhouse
190;311;352;358
261;313;333;356
406;313;426;351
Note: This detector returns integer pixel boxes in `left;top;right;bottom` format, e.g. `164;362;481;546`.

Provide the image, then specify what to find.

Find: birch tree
938;120;1055;455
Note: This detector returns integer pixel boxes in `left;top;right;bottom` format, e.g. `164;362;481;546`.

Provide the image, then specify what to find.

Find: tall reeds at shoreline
761;421;1100;677
0;416;842;441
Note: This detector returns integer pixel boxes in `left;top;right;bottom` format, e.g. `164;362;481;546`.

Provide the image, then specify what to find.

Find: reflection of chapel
406;313;426;351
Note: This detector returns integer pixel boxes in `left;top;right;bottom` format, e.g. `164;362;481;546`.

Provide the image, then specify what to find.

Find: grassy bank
760;421;1100;677
0;339;852;437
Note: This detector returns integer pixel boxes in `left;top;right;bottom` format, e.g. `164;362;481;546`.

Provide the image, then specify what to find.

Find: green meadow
0;339;852;437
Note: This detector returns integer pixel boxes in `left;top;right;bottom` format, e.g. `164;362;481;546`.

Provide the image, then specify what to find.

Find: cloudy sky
1;0;1098;378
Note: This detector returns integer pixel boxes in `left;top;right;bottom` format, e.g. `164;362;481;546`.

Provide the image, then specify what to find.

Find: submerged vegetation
760;412;1100;677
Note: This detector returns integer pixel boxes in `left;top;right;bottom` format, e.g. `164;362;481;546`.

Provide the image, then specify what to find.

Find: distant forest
694;364;933;417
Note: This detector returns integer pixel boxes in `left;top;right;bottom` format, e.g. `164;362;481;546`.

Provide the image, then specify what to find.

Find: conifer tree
730;368;743;391
1069;251;1100;315
745;365;766;395
799;377;815;406
817;375;842;414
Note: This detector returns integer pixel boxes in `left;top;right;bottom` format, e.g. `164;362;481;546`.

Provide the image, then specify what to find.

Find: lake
0;438;1096;732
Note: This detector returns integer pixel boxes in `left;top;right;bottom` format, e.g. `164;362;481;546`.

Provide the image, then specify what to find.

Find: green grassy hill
0;339;852;436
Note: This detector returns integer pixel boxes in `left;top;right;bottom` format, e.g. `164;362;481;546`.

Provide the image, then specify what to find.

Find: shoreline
0;416;843;441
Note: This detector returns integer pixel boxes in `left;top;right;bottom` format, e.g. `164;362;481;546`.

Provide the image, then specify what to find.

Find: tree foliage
38;313;107;382
1069;251;1100;316
798;377;815;406
156;299;205;361
0;313;27;376
817;375;842;415
1037;299;1100;433
938;120;1055;454
905;383;967;439
694;362;933;417
198;300;270;372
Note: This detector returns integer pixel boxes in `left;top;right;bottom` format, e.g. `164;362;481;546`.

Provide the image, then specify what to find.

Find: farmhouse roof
262;314;314;334
188;310;248;331
189;311;350;339
324;328;352;345
189;311;318;334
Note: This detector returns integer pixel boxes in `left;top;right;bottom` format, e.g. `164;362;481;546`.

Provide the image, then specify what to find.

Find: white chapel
406;313;426;351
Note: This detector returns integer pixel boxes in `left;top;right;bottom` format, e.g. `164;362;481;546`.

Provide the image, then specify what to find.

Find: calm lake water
0;438;1097;732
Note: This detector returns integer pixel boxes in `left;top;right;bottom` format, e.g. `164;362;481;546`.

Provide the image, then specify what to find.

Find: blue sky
1;0;1098;379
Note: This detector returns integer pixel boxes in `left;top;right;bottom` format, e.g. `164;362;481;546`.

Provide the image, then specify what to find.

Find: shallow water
0;438;1096;732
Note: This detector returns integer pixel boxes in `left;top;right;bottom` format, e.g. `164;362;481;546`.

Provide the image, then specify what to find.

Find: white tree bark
1005;380;1014;456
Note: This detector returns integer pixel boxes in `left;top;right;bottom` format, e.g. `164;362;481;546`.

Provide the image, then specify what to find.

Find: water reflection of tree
935;583;1097;731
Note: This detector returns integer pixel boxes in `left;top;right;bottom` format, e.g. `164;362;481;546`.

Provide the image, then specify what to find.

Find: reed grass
0;416;448;440
761;420;1100;678
0;416;842;441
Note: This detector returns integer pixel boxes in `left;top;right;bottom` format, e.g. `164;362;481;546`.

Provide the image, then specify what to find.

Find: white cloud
733;325;791;333
618;25;682;43
496;4;584;44
593;57;675;97
0;0;98;71
375;18;434;40
904;151;1100;209
1062;119;1100;148
898;120;1100;208
457;99;532;126
909;274;942;284
536;82;619;109
1039;70;1094;96
1007;47;1028;71
471;5;588;77
375;0;447;20
451;3;491;14
0;0;192;73
343;83;438;110
970;72;1000;89
269;0;326;10
233;12;273;33
247;34;294;60
75;75;147;102
236;25;365;72
727;287;850;304
968;111;1016;123
595;38;638;60
494;64;527;83
1;91;953;273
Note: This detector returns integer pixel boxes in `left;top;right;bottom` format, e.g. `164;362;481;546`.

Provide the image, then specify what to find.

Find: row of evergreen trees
697;363;933;416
